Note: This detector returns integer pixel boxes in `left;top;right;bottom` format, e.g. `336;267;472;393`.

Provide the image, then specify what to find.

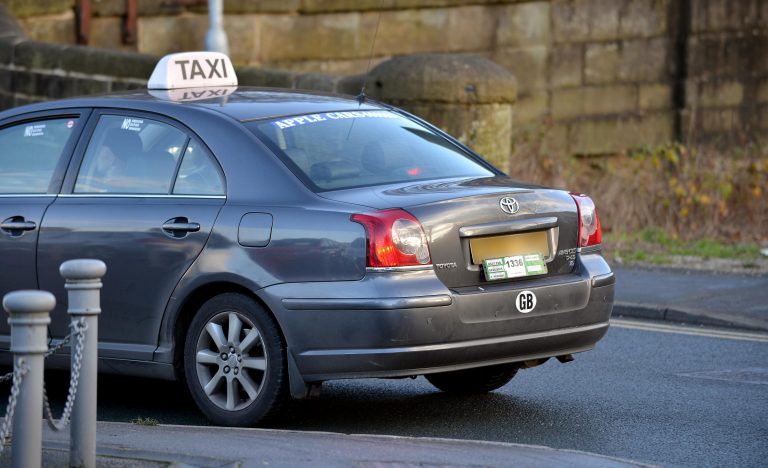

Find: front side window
75;115;188;194
0;117;79;194
248;110;495;191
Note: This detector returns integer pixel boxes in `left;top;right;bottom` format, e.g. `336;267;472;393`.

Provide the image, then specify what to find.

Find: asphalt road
34;320;768;467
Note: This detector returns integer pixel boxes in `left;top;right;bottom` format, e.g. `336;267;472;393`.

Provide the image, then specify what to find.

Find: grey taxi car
0;52;614;426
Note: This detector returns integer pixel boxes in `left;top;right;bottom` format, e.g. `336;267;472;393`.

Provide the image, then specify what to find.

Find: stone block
704;0;758;31
619;0;669;37
226;0;300;13
0;91;14;111
491;46;548;93
757;78;768;103
137;0;183;16
401;102;512;172
72;77;110;96
300;0;388;13
639;83;672;110
495;1;551;48
0;38;18;64
0;68;12;90
2;0;73;18
757;104;768;128
91;0;124;17
552;0;590;43
266;57;384;76
375;9;451;56
698;108;741;132
515;91;550;123
567;112;674;154
224;15;261;65
539;123;569;156
393;0;484;8
110;80;145;92
10;70;38;96
237;67;296;88
137;15;206;57
90;17;134;51
549;43;583;88
260;12;367;62
59;46;155;78
690;0;709;33
447;6;495;52
689;79;745;107
584;42;619;84
294;73;341;93
17;11;76;44
13;41;65;70
761;0;768;28
0;3;27;41
407;102;513;172
367;54;517;104
587;0;620;40
619;37;670;82
551;84;638;120
13;95;46;107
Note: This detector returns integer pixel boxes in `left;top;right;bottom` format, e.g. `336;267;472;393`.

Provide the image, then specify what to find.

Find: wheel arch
162;278;310;400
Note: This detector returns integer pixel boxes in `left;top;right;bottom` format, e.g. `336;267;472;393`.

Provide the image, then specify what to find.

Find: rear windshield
248;110;495;191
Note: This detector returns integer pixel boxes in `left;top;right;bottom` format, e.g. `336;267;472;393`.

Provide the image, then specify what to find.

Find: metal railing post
60;259;106;468
3;290;55;468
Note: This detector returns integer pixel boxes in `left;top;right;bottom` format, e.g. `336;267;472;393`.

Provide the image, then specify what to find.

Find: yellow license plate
469;231;549;265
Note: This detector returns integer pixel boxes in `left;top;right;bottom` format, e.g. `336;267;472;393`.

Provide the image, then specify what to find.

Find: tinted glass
0;118;79;194
249;110;494;191
75;115;188;194
173;140;224;195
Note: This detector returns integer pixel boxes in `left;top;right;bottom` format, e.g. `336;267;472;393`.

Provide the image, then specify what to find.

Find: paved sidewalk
32;421;647;468
612;266;768;332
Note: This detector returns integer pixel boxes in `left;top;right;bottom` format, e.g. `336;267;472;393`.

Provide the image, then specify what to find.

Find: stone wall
2;0;767;153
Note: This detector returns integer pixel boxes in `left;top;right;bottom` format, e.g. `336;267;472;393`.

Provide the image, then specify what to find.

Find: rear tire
425;364;518;394
183;293;287;426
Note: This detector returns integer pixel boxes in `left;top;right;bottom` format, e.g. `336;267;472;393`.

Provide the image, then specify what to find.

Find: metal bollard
4;290;56;468
60;259;106;468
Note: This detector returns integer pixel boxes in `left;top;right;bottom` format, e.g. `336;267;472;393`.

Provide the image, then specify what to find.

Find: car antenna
356;9;383;105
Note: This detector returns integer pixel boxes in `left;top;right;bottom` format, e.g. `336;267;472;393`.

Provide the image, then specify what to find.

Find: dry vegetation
509;124;767;266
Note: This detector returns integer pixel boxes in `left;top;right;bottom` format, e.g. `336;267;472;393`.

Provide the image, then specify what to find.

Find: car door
0;110;88;351
37;111;226;361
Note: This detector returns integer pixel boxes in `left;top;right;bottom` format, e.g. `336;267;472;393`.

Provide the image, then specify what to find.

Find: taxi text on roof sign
148;51;238;90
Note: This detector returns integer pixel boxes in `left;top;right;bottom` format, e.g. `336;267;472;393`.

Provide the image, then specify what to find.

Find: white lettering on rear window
272;111;396;129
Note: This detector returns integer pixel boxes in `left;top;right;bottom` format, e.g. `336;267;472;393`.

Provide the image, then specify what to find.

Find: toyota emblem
499;197;519;214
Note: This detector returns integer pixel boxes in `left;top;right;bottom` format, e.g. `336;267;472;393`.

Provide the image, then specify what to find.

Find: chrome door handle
1;217;37;236
162;222;201;233
0;220;37;231
162;217;200;238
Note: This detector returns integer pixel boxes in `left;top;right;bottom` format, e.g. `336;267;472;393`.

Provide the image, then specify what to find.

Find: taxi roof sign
148;52;237;90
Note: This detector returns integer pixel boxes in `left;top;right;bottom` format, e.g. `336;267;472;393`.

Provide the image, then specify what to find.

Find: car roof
0;88;390;123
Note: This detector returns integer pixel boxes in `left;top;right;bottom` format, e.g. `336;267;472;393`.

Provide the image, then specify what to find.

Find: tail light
351;209;431;268
570;193;602;247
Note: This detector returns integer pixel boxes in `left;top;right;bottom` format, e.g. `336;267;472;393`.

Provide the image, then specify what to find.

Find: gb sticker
515;290;537;313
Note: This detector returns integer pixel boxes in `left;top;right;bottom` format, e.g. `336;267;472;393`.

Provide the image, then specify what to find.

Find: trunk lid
320;176;580;289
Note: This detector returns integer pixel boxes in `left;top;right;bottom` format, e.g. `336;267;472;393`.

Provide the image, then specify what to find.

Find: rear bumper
259;253;614;382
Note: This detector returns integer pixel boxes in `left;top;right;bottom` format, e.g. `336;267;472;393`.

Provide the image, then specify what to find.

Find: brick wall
2;0;766;153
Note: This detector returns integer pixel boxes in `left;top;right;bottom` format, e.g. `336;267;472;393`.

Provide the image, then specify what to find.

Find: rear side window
173;140;224;195
75;115;188;194
0;118;79;194
248;110;494;191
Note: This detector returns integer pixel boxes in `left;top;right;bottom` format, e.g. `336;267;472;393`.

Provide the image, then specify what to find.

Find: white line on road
610;318;768;343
